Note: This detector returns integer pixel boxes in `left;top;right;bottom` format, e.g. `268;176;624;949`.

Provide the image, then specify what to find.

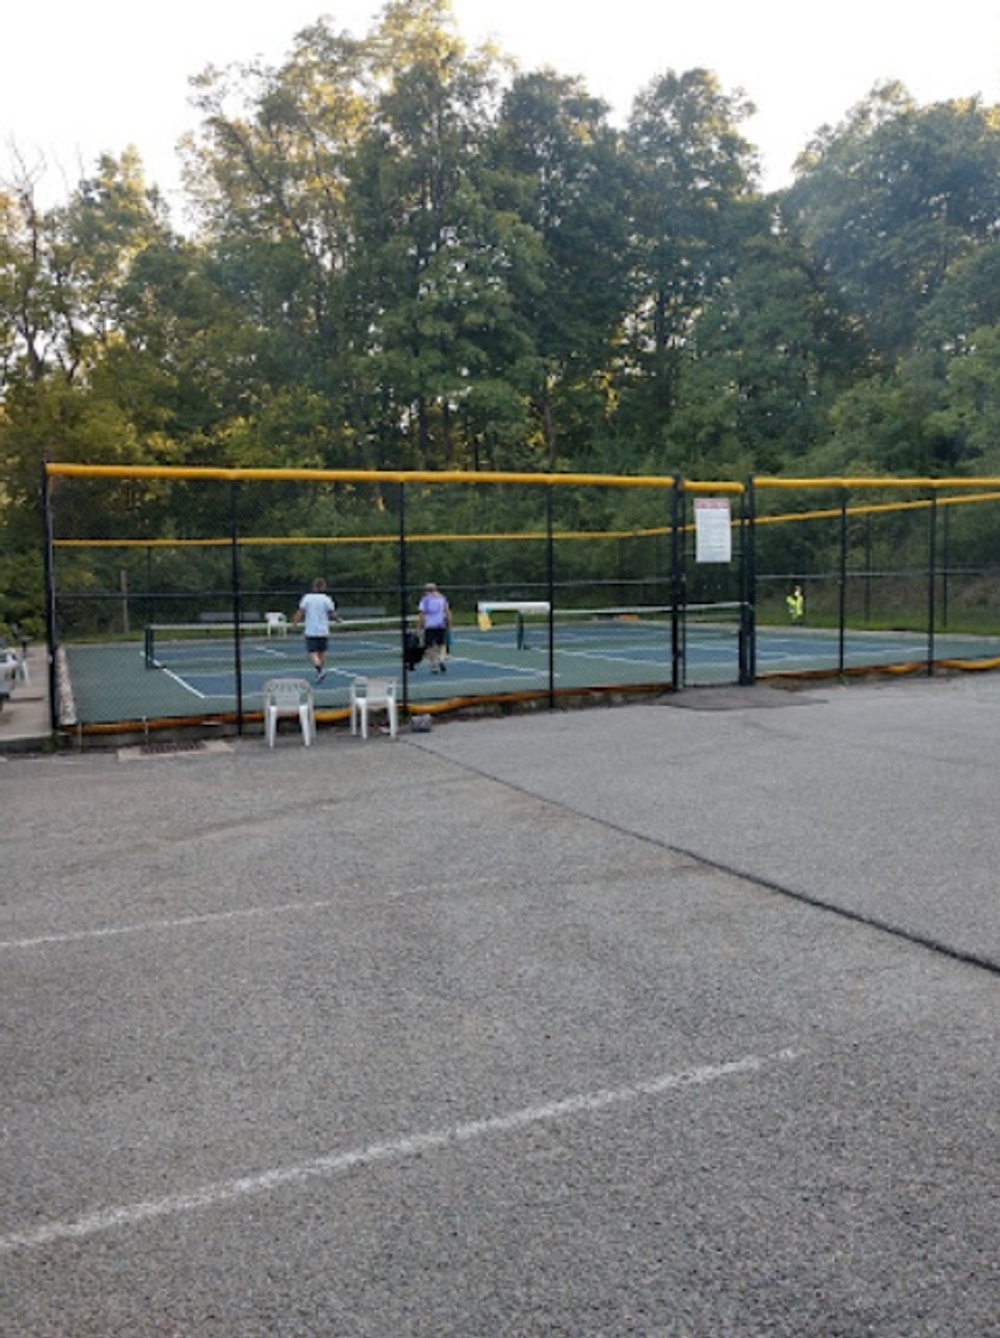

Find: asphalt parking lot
2;675;998;1336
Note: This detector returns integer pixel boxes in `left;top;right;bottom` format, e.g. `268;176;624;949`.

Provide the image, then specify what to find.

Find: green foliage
618;69;759;448
927;325;1000;470
660;230;868;474
786;85;1000;362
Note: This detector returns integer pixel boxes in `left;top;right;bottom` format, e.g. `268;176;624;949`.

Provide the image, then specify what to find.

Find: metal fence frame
41;465;1000;738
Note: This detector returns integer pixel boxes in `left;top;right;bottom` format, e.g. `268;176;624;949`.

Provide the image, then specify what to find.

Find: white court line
0;1049;796;1252
415;656;544;678
157;663;207;698
554;646;674;668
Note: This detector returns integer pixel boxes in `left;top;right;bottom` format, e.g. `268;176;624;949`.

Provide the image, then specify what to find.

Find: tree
184;27;367;433
662;232;868;475
785;85;1000;360
346;0;525;469
619;68;759;453
1;163;64;390
0;151;191;624
927;324;1000;470
916;242;1000;361
490;69;632;466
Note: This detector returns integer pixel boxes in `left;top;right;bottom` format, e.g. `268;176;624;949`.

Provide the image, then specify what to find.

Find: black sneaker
440;661;447;672
316;669;326;683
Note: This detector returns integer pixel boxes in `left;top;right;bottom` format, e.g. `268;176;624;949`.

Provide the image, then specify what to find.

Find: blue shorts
305;636;328;654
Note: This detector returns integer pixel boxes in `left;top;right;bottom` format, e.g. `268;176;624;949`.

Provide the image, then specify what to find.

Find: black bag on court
404;630;425;670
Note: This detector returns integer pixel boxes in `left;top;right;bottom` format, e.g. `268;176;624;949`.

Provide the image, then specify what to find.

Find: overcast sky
4;0;1000;218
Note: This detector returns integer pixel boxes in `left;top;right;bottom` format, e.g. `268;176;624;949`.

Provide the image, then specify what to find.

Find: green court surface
60;614;1000;729
66;617;678;726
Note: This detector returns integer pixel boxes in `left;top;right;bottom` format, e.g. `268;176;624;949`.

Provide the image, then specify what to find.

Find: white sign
694;498;732;563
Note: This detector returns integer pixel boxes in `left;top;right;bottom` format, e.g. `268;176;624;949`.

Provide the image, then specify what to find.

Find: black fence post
927;489;937;675
399;481;409;711
864;514;873;625
740;477;756;685
40;461;59;735
546;484;555;709
838;488;848;675
230;480;244;735
941;503;950;631
671;474;685;691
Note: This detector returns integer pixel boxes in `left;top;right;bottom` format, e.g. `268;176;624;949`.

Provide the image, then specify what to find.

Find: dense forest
3;0;1000;631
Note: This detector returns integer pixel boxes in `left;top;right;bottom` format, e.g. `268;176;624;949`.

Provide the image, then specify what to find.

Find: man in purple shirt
417;582;451;673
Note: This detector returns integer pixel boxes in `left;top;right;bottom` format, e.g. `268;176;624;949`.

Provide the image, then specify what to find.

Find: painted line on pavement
1;1049;797;1252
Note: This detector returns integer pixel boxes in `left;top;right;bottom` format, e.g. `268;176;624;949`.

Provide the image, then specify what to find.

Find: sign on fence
694;498;732;564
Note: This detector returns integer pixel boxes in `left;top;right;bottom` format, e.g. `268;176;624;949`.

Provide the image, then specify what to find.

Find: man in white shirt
292;577;339;682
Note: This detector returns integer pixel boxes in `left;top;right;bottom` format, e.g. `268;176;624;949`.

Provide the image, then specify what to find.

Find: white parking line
0;898;339;950
0;879;512;951
0;1049;796;1252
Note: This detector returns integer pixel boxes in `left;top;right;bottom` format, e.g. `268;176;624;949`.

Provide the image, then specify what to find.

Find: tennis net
143;616;404;673
485;604;739;649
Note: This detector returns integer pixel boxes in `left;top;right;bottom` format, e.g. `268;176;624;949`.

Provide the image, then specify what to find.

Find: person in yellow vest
786;584;804;624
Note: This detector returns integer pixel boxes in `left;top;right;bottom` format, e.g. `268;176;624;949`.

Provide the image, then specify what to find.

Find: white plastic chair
0;652;16;710
264;678;316;747
265;611;288;636
350;677;398;740
0;647;27;685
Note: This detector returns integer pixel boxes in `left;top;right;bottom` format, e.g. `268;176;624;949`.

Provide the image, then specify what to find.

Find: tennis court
44;464;1000;739
62;611;1000;728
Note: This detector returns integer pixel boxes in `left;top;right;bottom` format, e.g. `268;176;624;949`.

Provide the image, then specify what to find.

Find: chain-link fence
751;478;1000;678
41;466;1000;741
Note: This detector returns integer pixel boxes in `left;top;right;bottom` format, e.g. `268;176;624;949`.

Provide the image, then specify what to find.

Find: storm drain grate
140;739;208;755
118;738;232;761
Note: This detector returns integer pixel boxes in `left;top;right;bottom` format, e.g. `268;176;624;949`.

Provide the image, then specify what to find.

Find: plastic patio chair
350;677;398;740
0;645;28;685
264;678;316;747
265;611;288;636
